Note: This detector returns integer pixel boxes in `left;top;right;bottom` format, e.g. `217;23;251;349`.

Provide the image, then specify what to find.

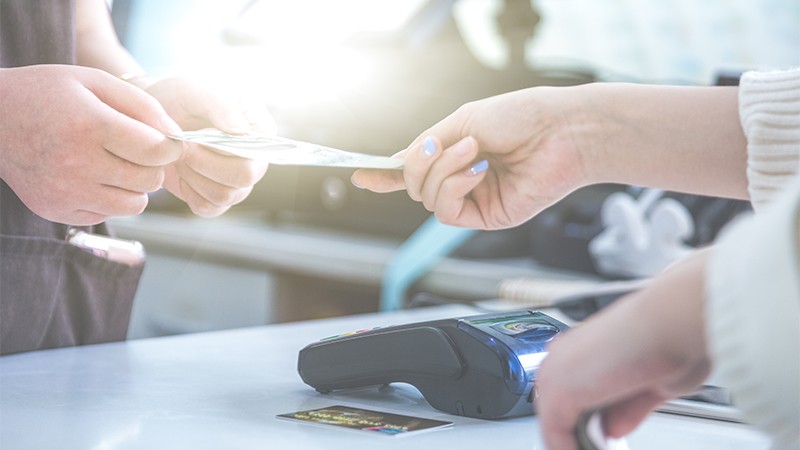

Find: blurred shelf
111;213;595;302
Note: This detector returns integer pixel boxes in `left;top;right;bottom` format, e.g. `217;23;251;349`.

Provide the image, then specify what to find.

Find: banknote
168;130;403;170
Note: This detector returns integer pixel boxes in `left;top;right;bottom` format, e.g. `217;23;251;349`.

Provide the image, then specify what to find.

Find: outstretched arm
352;83;748;230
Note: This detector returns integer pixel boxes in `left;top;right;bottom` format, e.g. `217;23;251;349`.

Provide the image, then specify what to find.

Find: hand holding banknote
142;77;276;218
0;64;396;224
144;78;398;218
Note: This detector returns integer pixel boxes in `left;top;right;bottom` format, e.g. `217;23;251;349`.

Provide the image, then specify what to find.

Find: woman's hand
352;86;591;230
536;250;712;450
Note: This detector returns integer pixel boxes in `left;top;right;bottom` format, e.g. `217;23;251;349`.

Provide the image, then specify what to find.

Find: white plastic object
589;189;694;278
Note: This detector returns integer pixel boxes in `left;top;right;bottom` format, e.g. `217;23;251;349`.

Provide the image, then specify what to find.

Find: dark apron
0;0;143;355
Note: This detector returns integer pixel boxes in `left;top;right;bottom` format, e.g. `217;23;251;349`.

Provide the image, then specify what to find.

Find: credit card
277;405;453;436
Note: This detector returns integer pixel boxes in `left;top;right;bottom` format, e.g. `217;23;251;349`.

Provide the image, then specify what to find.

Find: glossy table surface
0;305;769;450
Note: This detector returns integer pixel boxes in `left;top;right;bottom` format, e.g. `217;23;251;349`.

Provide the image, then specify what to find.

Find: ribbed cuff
739;69;800;211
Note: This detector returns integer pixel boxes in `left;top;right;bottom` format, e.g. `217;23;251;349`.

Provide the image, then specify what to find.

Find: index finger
85;69;181;137
82;73;183;166
351;103;474;193
99;108;183;166
351;149;408;192
415;102;476;150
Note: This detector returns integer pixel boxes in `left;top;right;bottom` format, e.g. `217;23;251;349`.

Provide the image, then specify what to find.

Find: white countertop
0;305;769;450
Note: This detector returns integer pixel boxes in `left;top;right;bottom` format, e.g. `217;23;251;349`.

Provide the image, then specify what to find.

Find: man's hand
143;77;275;217
0;65;182;225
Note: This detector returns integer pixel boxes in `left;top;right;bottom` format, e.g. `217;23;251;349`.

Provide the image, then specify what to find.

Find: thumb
85;69;182;137
602;393;666;438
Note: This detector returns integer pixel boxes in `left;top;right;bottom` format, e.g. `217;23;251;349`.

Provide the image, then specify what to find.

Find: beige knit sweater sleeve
740;70;800;210
706;69;800;449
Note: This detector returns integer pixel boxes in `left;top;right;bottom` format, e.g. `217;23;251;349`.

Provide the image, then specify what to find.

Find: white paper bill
168;130;403;170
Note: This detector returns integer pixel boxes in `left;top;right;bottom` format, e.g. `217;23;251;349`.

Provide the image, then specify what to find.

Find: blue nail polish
422;137;437;156
469;160;489;176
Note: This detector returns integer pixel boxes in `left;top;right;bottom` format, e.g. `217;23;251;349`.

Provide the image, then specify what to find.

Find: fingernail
351;177;365;189
468;159;489;176
422;136;437;156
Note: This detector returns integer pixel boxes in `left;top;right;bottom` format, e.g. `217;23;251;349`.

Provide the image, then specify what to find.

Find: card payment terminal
297;310;568;419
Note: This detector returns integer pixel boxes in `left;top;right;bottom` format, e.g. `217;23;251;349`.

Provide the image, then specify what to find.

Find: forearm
74;0;154;89
571;83;748;199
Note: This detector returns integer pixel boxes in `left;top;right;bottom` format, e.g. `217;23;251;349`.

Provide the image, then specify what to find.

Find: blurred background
108;0;800;338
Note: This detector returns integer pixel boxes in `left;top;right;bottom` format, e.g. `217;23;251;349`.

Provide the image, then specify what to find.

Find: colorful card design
277;405;453;436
